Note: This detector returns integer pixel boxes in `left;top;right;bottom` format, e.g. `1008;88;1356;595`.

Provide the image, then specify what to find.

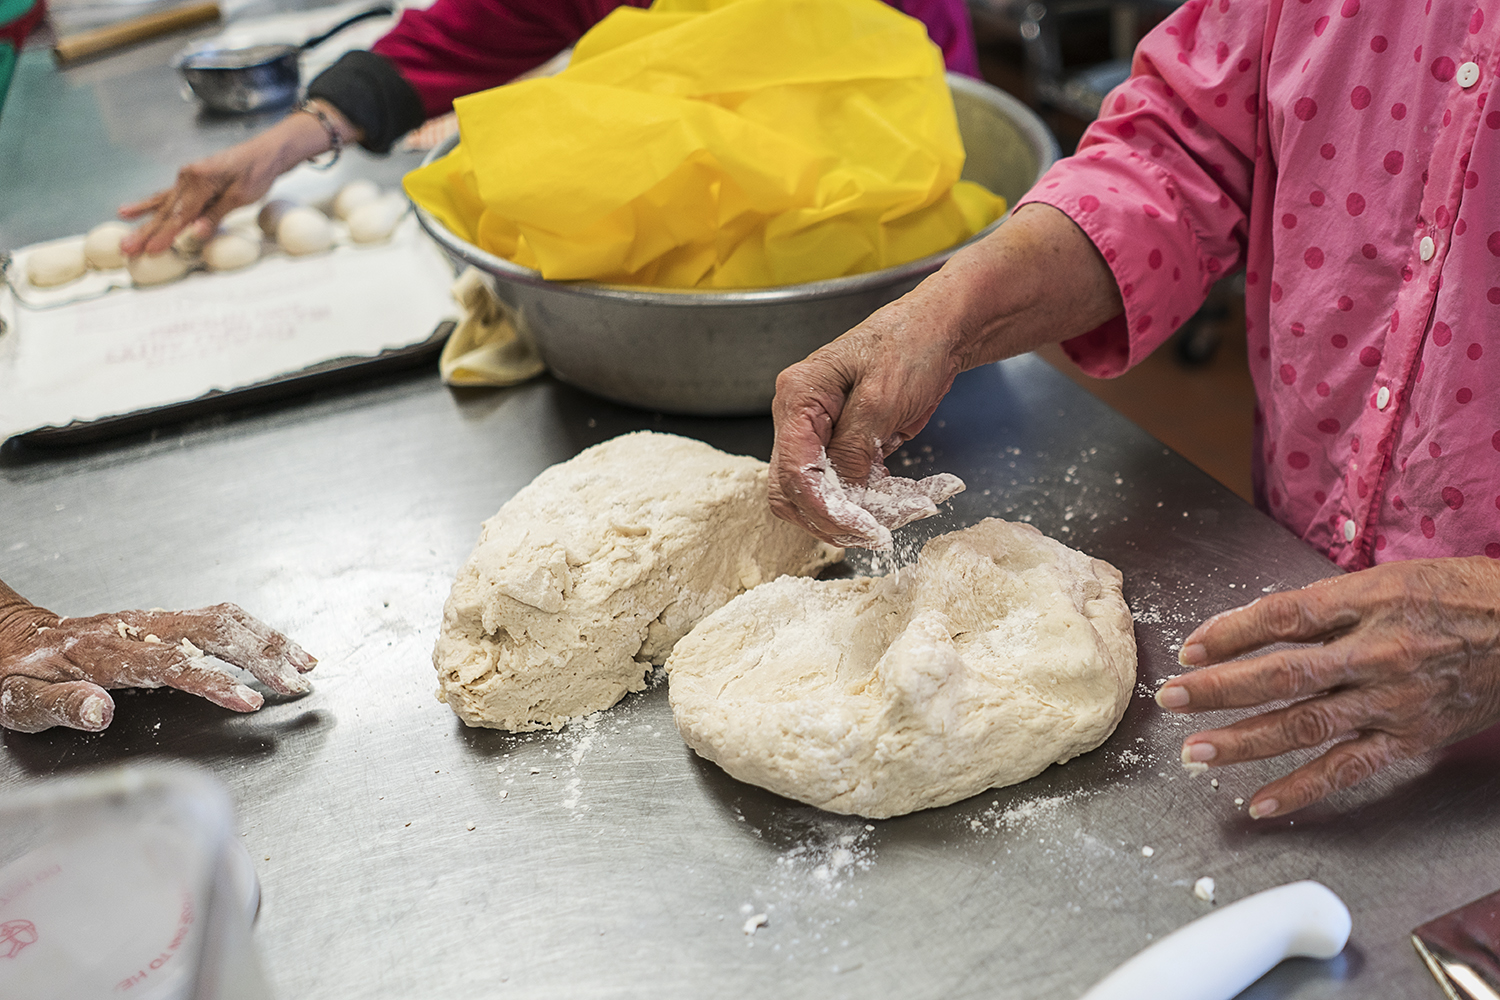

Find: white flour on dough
434;432;843;730
667;518;1135;818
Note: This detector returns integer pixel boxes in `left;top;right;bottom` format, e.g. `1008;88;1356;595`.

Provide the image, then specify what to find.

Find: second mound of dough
434;432;843;731
667;518;1136;818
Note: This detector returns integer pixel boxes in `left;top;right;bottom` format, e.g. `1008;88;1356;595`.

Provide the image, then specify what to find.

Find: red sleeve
370;0;648;119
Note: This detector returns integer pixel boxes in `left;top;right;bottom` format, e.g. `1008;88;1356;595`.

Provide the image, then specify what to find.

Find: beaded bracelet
297;99;344;169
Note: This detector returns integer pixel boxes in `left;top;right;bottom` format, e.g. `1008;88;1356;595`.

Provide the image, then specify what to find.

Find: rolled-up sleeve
1018;0;1266;377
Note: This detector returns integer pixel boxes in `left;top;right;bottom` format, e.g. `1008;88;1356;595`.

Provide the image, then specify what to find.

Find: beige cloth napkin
438;267;546;387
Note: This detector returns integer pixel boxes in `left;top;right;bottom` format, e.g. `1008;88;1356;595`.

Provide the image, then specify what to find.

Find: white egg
203;231;261;272
347;195;406;244
83;222;131;270
27;240;88;287
277;206;334;256
332;179;381;220
128;250;191;287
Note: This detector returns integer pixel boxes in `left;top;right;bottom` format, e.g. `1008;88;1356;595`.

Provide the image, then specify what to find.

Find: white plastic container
0;766;271;1000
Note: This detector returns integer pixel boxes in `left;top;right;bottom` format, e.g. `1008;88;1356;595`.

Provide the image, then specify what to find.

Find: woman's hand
0;585;316;734
1158;557;1500;818
767;204;1123;546
118;100;360;256
768;292;963;547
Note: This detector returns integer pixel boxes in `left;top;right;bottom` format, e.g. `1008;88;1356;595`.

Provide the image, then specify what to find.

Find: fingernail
1248;798;1278;820
80;695;110;730
1178;642;1206;666
1181;741;1216;764
234;685;264;710
1155;685;1189;709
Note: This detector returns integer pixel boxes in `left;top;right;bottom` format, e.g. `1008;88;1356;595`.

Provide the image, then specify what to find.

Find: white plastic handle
1078;880;1351;1000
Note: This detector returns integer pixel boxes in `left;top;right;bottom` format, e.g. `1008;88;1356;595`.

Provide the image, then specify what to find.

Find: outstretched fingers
1157;643;1366;714
1177;584;1360;669
191;603;315;694
1178;687;1384;767
1241;731;1411;819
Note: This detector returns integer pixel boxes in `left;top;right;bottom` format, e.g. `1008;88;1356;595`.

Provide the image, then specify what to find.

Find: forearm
918;203;1124;374
261;100;364;170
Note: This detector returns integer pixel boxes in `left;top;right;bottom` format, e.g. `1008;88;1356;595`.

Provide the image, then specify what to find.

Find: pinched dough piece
84;222;132;270
203;231;261;272
434;432;843;731
667;518;1136;818
346;195;405;244
332;179;380;220
257;199;295;237
127;250;191;287
27;240;87;287
277;207;333;256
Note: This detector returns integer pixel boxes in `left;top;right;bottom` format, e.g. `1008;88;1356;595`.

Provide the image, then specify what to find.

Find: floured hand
768;204;1123;548
1157;557;1500;818
0;581;315;733
804;449;965;549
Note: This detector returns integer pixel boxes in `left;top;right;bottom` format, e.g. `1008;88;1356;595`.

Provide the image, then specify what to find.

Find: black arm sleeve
305;51;428;155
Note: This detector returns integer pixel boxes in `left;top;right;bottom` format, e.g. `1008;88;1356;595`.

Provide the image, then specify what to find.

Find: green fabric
0;43;15;119
0;0;34;24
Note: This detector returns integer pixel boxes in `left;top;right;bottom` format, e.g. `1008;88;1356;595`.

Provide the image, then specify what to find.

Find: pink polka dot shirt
1018;0;1500;571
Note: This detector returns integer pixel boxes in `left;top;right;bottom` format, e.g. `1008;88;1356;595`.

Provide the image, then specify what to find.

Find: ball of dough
203;231;261;272
173;228;207;256
667;518;1138;819
128;250;191;287
27;240;88;287
83;222;132;270
276;207;334;256
432;432;843;731
346;196;405;244
220;204;262;232
257;199;297;238
331;179;381;220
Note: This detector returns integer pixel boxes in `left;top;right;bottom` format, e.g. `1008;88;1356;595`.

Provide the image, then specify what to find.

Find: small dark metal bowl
175;43;302;114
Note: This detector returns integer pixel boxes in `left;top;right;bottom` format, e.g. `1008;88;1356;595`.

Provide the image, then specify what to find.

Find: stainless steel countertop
2;20;1492;1000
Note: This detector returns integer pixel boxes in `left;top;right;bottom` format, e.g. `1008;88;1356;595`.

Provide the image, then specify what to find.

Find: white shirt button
1420;235;1436;261
1343;519;1357;542
1376;386;1391;409
1459;61;1481;88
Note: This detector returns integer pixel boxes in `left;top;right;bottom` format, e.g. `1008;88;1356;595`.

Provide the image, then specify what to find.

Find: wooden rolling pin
53;1;221;65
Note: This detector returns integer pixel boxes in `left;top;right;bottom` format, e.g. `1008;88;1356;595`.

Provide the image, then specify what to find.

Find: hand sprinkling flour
804;447;965;550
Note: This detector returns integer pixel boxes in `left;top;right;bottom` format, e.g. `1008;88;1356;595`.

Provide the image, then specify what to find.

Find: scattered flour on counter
775;825;875;893
967;789;1090;834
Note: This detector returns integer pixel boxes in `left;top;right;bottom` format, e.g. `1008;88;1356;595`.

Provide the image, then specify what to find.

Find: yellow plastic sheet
404;0;1007;289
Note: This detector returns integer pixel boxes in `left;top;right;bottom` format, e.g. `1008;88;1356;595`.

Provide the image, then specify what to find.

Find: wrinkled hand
118;136;287;256
767;203;1124;548
768;295;961;547
0;594;316;734
118;103;354;256
1157;557;1500;819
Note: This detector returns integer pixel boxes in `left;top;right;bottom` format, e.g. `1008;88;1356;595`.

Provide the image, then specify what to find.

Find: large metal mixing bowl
414;74;1060;415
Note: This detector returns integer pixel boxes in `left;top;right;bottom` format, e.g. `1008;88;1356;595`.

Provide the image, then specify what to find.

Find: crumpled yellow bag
404;0;1006;289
